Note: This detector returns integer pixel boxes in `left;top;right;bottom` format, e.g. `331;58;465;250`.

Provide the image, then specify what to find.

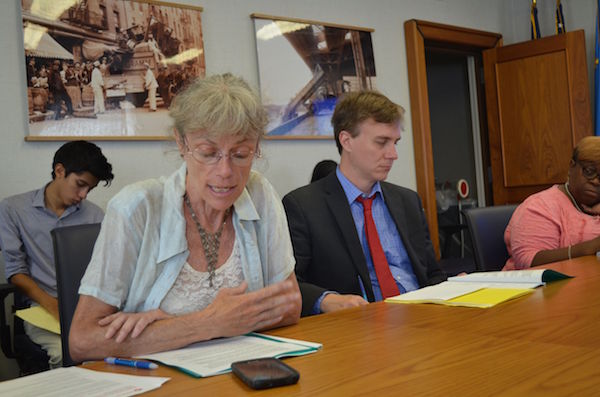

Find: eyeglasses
186;145;260;167
577;160;600;181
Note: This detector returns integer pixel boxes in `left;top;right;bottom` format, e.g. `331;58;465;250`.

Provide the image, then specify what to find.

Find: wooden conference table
83;256;600;396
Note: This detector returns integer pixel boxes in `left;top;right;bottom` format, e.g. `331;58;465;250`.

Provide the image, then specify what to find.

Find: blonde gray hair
169;73;268;141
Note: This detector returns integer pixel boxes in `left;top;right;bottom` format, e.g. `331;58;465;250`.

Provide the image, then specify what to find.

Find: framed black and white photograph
22;0;204;140
251;13;376;140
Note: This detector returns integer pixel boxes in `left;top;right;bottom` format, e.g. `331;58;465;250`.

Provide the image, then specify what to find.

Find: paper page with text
385;281;537;308
386;281;484;303
137;333;321;377
447;269;571;284
0;366;169;397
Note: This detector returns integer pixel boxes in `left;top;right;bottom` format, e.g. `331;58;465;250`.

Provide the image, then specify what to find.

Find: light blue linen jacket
79;163;295;312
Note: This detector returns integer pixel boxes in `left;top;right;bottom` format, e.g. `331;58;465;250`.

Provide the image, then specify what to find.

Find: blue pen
104;357;158;369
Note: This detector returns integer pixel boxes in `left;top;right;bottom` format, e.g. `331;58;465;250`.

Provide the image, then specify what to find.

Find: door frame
404;19;501;258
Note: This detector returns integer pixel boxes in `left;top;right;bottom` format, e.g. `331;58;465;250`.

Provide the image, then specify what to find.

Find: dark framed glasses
576;160;600;181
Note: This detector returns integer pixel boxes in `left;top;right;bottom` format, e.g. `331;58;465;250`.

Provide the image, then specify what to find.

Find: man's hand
320;293;368;313
10;274;60;320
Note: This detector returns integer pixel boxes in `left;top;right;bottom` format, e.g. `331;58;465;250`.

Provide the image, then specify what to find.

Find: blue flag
555;0;566;34
595;1;600;135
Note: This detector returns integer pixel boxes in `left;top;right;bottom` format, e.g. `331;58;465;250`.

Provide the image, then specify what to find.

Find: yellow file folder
15;306;61;334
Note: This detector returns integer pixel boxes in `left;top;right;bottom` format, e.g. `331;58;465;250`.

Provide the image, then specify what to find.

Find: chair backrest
0;283;18;360
51;223;101;367
463;205;518;272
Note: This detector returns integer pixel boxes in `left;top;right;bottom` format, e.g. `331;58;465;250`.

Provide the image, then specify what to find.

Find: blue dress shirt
337;168;418;300
0;186;104;303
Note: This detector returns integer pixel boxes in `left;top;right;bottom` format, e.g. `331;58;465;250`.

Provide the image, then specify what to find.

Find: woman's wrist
572;240;598;259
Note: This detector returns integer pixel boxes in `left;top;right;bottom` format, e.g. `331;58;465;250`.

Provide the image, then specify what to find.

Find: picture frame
251;13;376;140
21;0;205;141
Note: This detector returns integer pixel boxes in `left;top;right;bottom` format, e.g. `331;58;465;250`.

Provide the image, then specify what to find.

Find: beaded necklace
183;193;229;287
564;182;584;213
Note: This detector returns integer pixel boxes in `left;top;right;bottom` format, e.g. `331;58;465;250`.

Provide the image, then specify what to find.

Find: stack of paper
386;269;572;308
137;333;322;377
0;366;170;397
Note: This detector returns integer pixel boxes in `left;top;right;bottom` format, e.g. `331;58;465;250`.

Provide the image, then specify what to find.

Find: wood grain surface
82;256;600;396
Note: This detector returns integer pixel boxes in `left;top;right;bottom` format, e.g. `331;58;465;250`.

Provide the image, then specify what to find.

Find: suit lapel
323;173;375;299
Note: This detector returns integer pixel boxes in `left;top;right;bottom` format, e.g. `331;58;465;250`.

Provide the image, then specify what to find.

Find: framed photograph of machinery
251;13;376;139
21;0;205;141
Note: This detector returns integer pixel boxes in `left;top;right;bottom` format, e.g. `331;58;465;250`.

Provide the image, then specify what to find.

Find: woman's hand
581;202;600;215
98;309;173;343
96;278;300;344
204;279;301;338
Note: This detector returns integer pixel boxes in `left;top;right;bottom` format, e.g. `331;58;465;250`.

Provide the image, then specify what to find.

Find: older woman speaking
504;136;600;270
70;74;301;361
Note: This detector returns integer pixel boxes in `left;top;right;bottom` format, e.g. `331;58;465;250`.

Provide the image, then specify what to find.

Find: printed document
137;332;321;377
446;268;571;285
386;269;572;308
0;366;169;397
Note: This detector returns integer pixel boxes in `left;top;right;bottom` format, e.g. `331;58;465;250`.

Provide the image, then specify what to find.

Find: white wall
0;0;509;210
1;0;598;380
2;1;598;208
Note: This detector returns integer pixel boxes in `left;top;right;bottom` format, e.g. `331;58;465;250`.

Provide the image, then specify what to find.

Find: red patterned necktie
356;195;400;298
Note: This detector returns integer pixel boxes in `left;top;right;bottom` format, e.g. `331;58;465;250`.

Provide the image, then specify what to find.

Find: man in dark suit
48;60;73;120
283;91;446;316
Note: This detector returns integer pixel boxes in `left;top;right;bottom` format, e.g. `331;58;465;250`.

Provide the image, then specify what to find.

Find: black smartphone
231;357;299;390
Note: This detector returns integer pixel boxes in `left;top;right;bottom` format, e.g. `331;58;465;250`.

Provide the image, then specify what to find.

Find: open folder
136;333;321;378
15;306;60;334
385;269;572;308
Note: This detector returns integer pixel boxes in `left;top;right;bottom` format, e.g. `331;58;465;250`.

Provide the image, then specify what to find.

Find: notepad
136;333;321;378
385;269;572;308
15;306;60;334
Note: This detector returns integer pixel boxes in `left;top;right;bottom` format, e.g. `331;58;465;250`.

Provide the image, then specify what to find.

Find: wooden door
483;30;591;204
405;20;502;258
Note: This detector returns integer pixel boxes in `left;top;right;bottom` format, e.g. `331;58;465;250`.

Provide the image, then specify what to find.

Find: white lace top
160;240;244;315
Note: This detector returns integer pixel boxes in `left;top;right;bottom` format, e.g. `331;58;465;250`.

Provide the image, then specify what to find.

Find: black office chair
1;255;50;376
463;205;518;271
51;223;101;367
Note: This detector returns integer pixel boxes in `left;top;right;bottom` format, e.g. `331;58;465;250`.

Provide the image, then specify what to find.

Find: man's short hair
51;141;114;185
331;91;404;154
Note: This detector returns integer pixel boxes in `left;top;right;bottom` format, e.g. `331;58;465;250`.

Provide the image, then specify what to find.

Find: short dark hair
311;159;337;183
572;136;600;163
331;91;404;154
51;141;114;186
